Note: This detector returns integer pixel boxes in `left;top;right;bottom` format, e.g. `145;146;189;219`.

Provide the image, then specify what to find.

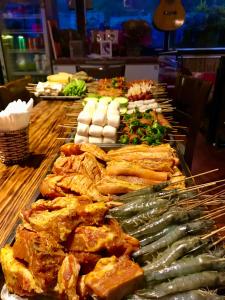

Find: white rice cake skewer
77;122;89;136
77;111;92;125
103;125;117;138
92;109;107;126
74;133;89;143
89;124;103;137
89;136;103;144
103;137;116;144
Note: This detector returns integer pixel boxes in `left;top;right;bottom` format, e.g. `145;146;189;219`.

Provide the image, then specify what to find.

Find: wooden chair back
76;63;125;79
0;76;32;111
174;74;212;169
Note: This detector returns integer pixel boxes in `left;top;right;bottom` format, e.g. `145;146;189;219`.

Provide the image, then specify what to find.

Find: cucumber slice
114;97;128;107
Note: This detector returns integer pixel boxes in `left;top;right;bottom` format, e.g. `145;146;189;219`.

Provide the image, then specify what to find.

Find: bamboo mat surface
0;100;82;248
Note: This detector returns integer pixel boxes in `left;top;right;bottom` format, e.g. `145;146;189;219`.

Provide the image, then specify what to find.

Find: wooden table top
0;100;81;248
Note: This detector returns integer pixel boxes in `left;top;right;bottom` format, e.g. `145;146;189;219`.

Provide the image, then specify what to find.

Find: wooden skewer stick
185;168;219;182
159;103;174;106
201;206;225;220
173;125;188;129
188;188;225;210
66;114;80;117
184;181;222;194
179;182;225;205
204;204;225;217
179;182;219;195
202;225;225;239
204;201;225;205
64;107;82;110
211;235;225;247
56;137;74;140
62;123;77;126
164;139;185;142
58;125;77;129
210;211;225;220
170;169;220;188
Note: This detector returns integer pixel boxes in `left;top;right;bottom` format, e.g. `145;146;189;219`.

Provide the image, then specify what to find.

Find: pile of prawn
108;181;225;299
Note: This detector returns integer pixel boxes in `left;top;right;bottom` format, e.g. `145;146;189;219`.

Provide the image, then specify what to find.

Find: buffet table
1;95;225;299
0;100;81;248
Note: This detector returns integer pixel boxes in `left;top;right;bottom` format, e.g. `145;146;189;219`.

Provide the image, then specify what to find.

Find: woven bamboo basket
0;126;29;165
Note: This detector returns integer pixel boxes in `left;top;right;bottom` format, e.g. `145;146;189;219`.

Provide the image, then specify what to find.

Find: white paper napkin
0;98;33;131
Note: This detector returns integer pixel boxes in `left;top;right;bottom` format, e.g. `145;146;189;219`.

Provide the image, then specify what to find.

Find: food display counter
0;74;225;300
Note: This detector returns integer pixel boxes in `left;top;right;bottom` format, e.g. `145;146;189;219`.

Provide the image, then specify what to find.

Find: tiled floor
191;132;225;186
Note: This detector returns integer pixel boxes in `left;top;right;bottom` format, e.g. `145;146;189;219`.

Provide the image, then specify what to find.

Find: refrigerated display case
0;0;52;83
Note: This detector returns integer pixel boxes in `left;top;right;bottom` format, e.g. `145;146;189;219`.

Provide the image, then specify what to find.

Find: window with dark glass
56;0;225;53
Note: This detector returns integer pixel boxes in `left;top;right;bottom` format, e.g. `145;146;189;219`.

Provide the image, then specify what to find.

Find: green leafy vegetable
63;79;87;96
131;137;140;144
119;134;130;144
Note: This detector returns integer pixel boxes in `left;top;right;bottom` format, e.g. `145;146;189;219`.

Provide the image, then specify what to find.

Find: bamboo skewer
66;114;80;117
211;235;225;247
185;169;219;181
211;211;225;220
58;125;77;129
177;169;219;185
164;139;185;142
56;137;74;140
204;205;225;215
173;125;188;129
189;189;225;211
179;182;225;206
202;206;225;220
202;225;225;240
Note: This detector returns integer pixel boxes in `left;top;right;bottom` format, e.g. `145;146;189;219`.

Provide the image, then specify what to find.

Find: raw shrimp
140;226;177;247
121;206;169;231
119;187;197;204
111;188;198;219
143;236;209;272
133;220;214;259
109;196;170;218
210;247;225;258
127;289;225;299
118;182;171;201
141;271;225;298
145;254;225;283
131;209;202;238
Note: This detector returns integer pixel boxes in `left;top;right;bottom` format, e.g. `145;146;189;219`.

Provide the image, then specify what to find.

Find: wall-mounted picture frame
100;40;112;57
